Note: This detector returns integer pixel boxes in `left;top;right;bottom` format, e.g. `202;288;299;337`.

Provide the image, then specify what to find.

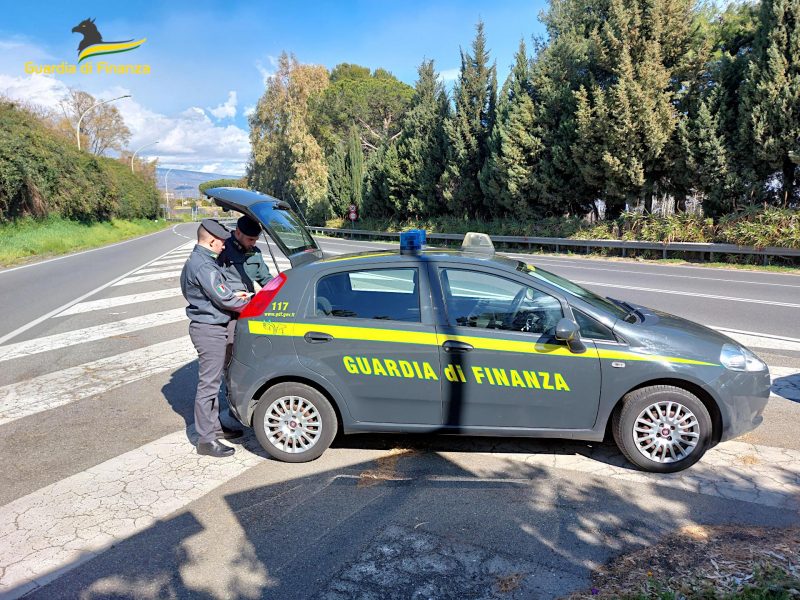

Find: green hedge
329;206;799;250
0;102;159;223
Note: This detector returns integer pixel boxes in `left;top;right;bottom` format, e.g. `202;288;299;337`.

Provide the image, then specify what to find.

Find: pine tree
386;60;450;217
689;99;734;215
740;0;800;205
441;21;497;217
347;125;364;210
326;142;350;218
480;39;542;217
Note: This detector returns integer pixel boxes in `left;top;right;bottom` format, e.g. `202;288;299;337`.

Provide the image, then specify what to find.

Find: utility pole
76;94;131;152
164;167;175;220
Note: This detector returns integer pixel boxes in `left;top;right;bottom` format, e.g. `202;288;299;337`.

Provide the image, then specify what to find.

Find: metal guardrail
307;227;800;264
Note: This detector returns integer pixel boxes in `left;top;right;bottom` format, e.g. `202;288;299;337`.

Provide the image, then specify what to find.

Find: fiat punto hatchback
208;187;771;473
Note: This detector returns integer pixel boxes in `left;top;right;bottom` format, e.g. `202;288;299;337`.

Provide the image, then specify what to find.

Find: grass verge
566;525;800;599
0;217;171;267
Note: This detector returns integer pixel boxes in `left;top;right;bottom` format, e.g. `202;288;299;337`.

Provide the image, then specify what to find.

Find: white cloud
255;55;279;85
0;75;250;175
243;104;256;118
438;68;460;83
208;90;237;120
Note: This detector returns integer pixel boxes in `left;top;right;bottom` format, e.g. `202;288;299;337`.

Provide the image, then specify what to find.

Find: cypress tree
480;39;542;217
740;0;800;205
386;60;450;217
441;21;497;217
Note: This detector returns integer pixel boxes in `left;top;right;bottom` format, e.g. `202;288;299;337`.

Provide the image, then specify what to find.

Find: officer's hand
235;291;253;299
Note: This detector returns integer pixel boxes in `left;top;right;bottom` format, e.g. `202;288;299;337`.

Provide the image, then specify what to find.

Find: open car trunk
204;187;323;268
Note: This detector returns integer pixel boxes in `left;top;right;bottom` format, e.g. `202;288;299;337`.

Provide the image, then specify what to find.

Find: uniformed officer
218;215;272;293
180;219;251;458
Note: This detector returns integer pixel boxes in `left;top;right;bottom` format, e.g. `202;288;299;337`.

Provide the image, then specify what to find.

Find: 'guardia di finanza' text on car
207;187;770;473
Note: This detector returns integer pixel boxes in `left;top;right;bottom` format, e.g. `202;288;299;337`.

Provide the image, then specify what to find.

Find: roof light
400;229;426;254
461;232;494;255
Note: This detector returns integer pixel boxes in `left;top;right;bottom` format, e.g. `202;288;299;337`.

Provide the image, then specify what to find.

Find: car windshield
517;263;629;319
249;203;317;254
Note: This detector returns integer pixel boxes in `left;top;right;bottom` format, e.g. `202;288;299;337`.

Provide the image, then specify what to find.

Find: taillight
239;272;287;319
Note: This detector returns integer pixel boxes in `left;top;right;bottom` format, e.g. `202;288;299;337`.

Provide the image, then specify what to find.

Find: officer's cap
200;219;229;240
237;215;261;237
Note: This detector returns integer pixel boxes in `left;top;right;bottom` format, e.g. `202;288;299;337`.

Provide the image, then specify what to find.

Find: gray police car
207;187;770;473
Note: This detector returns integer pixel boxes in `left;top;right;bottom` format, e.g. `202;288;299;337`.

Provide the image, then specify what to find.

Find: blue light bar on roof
400;229;426;253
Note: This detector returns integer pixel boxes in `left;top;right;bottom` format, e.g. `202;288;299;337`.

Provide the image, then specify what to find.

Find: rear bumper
226;357;259;426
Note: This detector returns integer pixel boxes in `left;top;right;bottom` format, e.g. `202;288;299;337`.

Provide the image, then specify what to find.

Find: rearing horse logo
71;18;146;63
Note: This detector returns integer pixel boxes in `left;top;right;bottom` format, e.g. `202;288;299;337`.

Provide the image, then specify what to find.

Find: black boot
197;439;235;457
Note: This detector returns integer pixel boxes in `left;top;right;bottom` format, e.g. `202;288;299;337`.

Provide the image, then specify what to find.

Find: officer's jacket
180;245;249;324
218;234;272;293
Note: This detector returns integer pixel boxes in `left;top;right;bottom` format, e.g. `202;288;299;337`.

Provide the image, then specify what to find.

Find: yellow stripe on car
247;320;718;366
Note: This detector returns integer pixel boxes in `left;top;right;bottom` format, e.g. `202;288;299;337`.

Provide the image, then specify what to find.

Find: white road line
0;428;263;598
573;280;800;309
134;264;186;275
0;309;186;364
715;330;800;353
112;271;181;286
519;259;800;288
147;258;190;267
0;240;192;347
0;337;195;426
57;290;184;316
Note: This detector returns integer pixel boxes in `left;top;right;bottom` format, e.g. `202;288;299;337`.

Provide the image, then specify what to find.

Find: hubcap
633;400;700;463
263;395;321;454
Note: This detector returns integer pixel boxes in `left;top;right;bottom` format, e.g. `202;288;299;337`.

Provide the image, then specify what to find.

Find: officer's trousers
189;321;228;444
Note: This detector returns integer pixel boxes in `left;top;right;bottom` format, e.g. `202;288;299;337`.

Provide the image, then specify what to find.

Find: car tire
253;382;338;463
612;385;713;473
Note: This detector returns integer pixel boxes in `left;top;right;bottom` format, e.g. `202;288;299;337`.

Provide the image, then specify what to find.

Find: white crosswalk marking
147;258;190;267
0;336;195;425
0;308;186;363
57;289;184;316
134;264;187;275
0;428;262;598
112;271;181;286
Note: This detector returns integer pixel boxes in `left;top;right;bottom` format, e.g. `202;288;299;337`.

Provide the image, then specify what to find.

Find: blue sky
1;1;548;174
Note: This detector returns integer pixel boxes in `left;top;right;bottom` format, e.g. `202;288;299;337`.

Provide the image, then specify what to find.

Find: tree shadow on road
21;440;800;600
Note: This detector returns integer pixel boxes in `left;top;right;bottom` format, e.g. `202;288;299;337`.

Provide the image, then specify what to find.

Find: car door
297;264;442;425
432;265;602;430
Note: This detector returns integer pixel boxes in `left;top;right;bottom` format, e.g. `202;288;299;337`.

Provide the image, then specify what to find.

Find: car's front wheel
612;385;713;473
253;382;338;463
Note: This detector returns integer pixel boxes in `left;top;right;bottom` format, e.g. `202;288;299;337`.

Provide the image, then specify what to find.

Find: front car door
297;264;442;425
432;264;602;430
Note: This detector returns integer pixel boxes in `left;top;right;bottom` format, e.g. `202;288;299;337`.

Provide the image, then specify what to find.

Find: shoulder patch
216;283;227;294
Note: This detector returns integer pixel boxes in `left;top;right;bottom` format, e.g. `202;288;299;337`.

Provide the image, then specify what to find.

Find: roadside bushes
0;102;159;223
327;206;799;250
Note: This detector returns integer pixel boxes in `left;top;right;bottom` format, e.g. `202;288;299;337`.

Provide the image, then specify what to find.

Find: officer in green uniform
218;215;272;294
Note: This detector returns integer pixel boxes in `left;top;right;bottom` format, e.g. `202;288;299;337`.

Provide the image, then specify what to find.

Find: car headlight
720;343;767;372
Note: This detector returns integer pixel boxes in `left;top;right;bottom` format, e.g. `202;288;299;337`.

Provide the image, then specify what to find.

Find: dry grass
566;525;800;599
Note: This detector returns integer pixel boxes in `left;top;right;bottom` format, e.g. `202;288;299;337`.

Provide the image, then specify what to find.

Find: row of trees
247;0;800;224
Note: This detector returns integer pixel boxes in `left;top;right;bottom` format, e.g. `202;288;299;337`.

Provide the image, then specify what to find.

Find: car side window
441;269;563;334
316;268;420;322
573;309;616;341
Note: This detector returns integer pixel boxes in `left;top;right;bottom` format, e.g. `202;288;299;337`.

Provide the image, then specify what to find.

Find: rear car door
297;265;442;425
432;265;602;430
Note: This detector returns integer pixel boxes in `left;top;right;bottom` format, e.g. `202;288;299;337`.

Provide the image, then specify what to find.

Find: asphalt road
0;229;798;599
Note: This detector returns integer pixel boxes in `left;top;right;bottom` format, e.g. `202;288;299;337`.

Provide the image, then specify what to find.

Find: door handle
304;331;333;343
442;340;473;353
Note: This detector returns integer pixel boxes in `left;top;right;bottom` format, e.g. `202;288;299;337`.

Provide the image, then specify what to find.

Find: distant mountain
155;168;241;197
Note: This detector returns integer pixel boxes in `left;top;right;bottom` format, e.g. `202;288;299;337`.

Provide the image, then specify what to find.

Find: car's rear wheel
253;382;337;463
612;385;712;473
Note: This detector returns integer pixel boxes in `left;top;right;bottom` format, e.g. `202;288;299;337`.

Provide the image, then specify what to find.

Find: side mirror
555;318;586;354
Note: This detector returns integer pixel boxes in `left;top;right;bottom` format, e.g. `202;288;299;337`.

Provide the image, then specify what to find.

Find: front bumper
716;369;771;441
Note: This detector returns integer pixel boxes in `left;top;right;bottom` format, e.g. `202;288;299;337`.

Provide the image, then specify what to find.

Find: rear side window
573;309;616;341
316;268;420;322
